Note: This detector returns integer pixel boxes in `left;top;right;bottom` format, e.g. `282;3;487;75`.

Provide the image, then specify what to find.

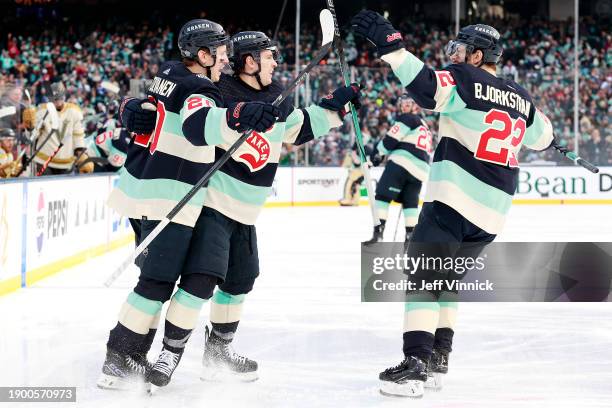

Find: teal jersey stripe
377;140;389;155
117;167;207;205
428;160;513;214
203;106;228;146
127;292;163;316
438;301;458;309
208;171;270;206
375;200;390;209
161;110;184;137
395;52;425;87
405;302;440;312
304;105;331;138
390;150;430;173
443;108;490;133
524;112;546;148
212;290;246;305
173;288;207;310
402;208;418;217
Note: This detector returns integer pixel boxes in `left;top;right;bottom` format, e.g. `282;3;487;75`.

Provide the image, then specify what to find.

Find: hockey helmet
230;31;280;72
49;82;66;101
0;128;16;139
446;24;503;65
178;19;230;60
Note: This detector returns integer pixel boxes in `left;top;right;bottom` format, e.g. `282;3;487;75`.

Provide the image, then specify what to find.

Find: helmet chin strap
242;54;267;89
195;52;216;78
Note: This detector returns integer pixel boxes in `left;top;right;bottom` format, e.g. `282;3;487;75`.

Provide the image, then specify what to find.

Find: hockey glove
226;101;281;133
370;151;383;167
351;10;404;56
119;97;157;134
319;83;362;119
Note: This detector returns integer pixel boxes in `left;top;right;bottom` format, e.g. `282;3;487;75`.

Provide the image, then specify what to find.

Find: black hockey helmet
446;24;503;65
178;19;230;60
229;31;279;72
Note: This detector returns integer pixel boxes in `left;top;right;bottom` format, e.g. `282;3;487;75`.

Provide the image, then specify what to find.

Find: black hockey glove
370;151;383;167
226;101;281;133
351;10;404;56
319;83;362;119
119;97;157;134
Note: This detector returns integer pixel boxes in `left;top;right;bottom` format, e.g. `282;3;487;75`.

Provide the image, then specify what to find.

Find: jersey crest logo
237;131;271;172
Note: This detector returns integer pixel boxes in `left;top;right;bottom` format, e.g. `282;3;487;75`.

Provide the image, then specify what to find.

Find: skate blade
97;373;152;395
425;372;444;391
379;379;424;398
200;366;259;383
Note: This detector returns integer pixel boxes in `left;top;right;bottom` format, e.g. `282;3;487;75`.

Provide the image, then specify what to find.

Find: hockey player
130;31;362;386
339;145;363;206
0;129;21;178
363;95;432;243
84;127;132;172
352;11;554;397
98;19;281;390
32;82;92;175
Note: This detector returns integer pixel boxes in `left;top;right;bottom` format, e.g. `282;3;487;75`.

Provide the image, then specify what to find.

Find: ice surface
1;204;611;407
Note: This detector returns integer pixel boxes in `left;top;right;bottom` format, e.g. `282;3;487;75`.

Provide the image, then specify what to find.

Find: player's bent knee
134;276;175;303
178;273;218;300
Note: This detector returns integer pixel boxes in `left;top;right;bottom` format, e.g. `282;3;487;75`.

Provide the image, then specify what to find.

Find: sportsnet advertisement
270;166;611;205
0;182;23;284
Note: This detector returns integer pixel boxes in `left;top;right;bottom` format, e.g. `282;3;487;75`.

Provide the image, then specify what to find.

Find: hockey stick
553;143;599;174
103;10;336;287
36;120;70;176
325;0;380;226
393;205;403;241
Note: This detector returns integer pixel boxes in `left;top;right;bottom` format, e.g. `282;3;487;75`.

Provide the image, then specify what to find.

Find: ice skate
379;356;427;398
201;326;258;382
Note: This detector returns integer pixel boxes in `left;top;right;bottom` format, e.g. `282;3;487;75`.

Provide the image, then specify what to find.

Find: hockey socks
209;290;246;337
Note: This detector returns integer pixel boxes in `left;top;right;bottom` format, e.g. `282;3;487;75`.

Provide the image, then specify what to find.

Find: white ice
1;204;611;408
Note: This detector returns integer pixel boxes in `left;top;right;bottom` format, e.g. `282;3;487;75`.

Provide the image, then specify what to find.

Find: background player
352;11;554;398
364;95;432;243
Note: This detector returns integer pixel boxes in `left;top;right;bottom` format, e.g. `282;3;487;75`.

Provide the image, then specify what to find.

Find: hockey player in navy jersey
98;19;282;390
364;95;432;243
126;31;362;386
352;11;554;397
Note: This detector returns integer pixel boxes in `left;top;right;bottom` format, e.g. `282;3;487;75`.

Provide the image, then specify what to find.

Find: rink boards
0;166;610;295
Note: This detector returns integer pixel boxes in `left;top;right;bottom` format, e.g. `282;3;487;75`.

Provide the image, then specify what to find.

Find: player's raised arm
283;83;361;145
351;10;466;113
523;107;555;151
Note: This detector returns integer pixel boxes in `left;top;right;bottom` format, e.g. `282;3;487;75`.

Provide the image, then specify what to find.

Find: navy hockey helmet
178;19;230;60
230;31;280;72
446;24;503;65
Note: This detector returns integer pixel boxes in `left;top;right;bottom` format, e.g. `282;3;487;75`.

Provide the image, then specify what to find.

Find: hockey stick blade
319;9;335;46
104;29;332;287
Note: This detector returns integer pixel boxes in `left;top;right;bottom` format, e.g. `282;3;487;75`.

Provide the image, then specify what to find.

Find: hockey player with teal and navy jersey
364;95;432;243
98;19;282;390
117;31;362;386
352;11;554;398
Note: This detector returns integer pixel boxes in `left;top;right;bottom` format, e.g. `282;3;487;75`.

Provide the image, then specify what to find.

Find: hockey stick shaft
553;143;599;174
104;42;333;287
36;121;69;176
14;109;53;177
325;0;380;226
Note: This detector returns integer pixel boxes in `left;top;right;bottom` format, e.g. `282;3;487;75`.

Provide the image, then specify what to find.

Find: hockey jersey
377;112;432;181
382;49;554;234
108;61;244;227
33;102;85;170
85;128;132;170
205;74;342;225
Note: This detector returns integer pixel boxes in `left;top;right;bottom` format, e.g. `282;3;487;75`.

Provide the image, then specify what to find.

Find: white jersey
33;102;85;170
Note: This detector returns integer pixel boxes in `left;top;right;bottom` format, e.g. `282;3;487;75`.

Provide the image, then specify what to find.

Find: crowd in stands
0;14;610;169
